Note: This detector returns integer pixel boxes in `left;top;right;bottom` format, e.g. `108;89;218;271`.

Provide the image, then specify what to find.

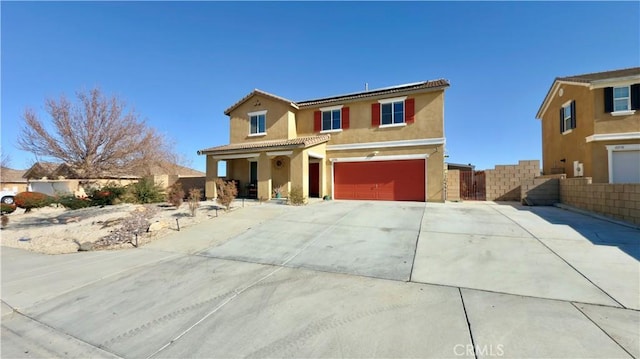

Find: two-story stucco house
198;80;449;202
536;67;640;183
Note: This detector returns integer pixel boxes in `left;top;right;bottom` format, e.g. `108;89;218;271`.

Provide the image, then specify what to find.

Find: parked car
1;189;17;204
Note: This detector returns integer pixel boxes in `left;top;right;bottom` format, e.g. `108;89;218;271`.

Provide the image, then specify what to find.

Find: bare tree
18;88;180;178
0;150;10;168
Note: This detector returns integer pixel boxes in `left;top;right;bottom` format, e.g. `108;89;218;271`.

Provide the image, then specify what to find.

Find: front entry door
309;162;320;197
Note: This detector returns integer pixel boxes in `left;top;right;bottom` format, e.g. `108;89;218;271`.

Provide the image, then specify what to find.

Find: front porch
198;135;330;201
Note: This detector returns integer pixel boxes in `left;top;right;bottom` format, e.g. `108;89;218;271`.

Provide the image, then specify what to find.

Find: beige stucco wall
295;90;444;144
592;87;640;134
540;84;594;178
228;94;296;143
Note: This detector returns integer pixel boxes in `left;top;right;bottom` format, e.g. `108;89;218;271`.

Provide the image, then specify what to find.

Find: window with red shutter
371;103;381;126
405;98;415;123
314;111;321;132
342;107;350;129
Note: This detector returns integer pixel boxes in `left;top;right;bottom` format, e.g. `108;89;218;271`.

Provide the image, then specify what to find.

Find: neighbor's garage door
334;160;425;201
612;150;640;183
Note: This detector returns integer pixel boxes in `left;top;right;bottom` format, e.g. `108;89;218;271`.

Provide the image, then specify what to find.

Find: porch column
257;153;272;200
205;155;218;199
320;159;327;198
290;149;309;199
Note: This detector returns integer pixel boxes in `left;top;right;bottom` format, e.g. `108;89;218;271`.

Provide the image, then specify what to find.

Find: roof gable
224;89;299;116
536;67;640;119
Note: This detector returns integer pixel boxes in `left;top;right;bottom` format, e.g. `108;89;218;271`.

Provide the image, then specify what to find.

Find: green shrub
288;186;306;206
90;183;126;206
57;195;93;210
14;192;53;213
125;177;165;204
1;203;16;214
166;182;185;208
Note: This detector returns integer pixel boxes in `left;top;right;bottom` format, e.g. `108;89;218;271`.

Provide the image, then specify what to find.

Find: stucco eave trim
326;138;445;151
585;132;640;142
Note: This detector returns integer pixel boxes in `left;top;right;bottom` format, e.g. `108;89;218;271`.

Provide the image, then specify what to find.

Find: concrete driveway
1;200;638;358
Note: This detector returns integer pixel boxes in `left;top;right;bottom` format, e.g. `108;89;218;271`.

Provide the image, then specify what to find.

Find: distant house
0;167;28;192
536;67;640;183
21;161;205;196
199;79;449;202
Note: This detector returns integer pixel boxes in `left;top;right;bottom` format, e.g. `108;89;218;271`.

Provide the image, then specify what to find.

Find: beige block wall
560;177;640;226
520;174;564;205
446;169;460;201
325;145;445;202
296;90;445;144
485;160;540;201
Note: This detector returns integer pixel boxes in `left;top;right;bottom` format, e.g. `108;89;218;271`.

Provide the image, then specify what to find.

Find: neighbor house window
322;109;341;131
381;100;404;125
613;86;630;112
249;110;266;135
560;100;576;133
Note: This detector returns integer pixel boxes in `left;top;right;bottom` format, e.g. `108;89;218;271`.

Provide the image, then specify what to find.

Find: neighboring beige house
199;80;449;202
21;161;205;196
0;167;28;192
536;67;640;183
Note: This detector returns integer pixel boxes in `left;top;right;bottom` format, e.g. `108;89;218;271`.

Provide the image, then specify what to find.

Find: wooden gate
460;170;486;200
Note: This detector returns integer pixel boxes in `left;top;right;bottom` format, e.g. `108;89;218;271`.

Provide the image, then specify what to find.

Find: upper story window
372;97;415;128
322;108;341;131
604;84;639;115
248;110;266;136
560;100;576;134
381;100;404;125
314;105;349;133
613;86;630;111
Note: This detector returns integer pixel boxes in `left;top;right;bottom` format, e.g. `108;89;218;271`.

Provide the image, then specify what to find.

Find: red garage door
334;160;425;201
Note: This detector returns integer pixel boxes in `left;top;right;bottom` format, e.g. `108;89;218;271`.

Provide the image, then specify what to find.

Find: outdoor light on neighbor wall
560;158;566;163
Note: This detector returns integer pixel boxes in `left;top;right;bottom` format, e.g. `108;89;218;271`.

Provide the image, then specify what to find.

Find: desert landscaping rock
147;220;169;232
0;199;261;254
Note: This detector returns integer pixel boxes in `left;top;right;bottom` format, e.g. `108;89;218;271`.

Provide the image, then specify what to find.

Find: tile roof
224;89;298;115
223;79;450;116
198;134;331;155
557;67;640;83
0;167;28;183
296;79;450;107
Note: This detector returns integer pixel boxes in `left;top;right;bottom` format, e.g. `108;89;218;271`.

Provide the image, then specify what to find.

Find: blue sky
2;1;639;173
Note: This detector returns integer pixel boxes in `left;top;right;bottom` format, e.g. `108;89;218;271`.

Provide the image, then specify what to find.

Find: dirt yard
0;199;260;254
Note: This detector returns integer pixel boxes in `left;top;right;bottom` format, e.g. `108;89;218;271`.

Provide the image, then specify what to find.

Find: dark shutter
631;84;640;110
570;100;576;129
314;111;321;132
560;108;564;133
604;87;614;113
405;98;415;123
342;107;350;129
372;103;381;127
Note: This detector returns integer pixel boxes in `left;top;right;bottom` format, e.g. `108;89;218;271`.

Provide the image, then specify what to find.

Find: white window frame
320;105;343;133
378;96;407;127
613;86;631;112
248;110;267;136
562;101;573;134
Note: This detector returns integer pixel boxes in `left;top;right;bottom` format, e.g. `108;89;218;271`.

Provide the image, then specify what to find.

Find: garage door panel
334;160;425;201
612;150;640;184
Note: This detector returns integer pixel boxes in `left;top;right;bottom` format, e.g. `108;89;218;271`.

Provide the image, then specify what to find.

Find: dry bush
167;182;185;208
215;179;237;211
188;188;201;217
288;186;306;206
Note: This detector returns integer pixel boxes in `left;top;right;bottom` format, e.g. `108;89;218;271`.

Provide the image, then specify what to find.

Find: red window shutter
342;107;350;129
405;98;415;123
371;103;380;126
314;110;321;132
